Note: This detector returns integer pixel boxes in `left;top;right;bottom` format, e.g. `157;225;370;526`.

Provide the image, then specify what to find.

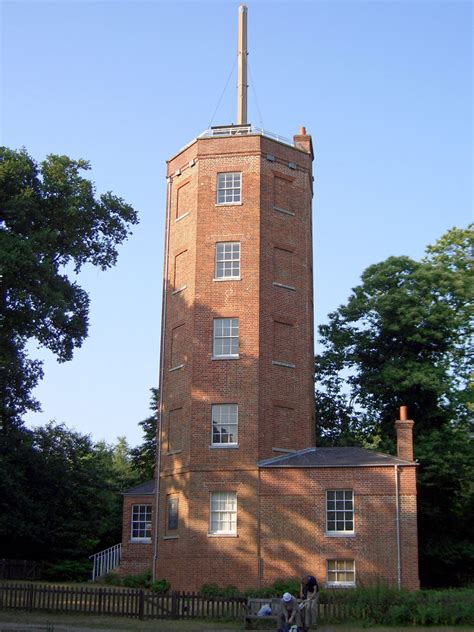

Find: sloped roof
259;447;415;468
122;479;155;496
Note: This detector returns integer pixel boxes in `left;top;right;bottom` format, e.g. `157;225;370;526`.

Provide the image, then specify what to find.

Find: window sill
326;583;355;588
273;282;296;291
129;538;152;544
163;535;179;540
172;285;187;295
169;364;184;372
166;449;183;455
175;212;190;222
272;360;296;369
273;206;295;216
215;202;243;207
325;532;355;538
211;355;240;361
213;277;241;282
209;444;240;449
207;533;238;538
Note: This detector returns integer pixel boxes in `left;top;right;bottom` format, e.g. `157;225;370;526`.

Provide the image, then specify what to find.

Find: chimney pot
400;405;408;421
300;126;307;135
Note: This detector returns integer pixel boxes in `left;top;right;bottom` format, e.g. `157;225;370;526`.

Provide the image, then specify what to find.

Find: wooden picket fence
0;583;247;620
0;582;356;622
0;560;42;581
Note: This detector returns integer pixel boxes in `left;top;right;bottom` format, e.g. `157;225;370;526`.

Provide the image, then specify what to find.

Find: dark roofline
258;447;416;468
122;480;155;496
259;462;418;468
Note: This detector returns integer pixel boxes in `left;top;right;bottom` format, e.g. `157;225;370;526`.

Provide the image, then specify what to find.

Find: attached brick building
119;124;420;591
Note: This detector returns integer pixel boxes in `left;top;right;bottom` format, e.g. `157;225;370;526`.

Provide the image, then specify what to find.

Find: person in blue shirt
299;575;319;630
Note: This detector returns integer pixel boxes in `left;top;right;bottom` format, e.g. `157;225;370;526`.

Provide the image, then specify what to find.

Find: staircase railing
89;543;122;581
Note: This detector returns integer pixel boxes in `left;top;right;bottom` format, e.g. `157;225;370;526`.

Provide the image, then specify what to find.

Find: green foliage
100;572;169;593
121;570;153;588
130;388;158;480
102;572;122;585
150;578;170;594
201;577;300;599
0;146;138;426
320;586;474;626
416;424;474;587
271;577;300;596
0;421;141;567
243;586;274;598
315;224;474;586
200;583;221;597
42;560;92;583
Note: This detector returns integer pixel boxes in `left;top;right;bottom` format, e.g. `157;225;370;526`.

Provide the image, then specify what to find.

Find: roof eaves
259;461;417;468
258;447;316;467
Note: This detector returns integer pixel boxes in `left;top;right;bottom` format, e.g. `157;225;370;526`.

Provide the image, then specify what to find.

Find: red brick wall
118;495;154;576
259;465;419;590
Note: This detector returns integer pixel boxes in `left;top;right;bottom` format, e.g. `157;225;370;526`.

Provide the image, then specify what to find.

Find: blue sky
1;0;472;446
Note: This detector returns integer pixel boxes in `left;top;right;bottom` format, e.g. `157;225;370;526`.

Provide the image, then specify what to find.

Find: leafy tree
0;147;138;426
416;424;474;587
316;224;473;447
315;224;473;586
130;388;158;480
0;421;141;570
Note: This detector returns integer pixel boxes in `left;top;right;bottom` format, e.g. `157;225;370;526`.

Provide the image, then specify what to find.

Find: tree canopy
0;421;141;578
130;388;158;481
315;223;473;586
0;146;138;425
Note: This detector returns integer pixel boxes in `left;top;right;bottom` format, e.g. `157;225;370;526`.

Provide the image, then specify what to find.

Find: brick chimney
293;126;314;158
395;406;414;461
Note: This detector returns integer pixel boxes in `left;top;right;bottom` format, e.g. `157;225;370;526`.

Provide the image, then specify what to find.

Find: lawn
0;612;473;632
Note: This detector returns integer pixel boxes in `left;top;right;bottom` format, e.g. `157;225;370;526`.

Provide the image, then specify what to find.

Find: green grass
0;612;473;632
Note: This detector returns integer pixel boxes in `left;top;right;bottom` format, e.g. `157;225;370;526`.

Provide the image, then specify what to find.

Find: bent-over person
277;592;301;632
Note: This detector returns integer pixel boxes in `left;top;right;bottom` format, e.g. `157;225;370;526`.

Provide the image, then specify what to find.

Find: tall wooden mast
237;4;248;125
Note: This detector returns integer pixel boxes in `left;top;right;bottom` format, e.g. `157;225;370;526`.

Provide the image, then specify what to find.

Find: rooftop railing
198;125;295;147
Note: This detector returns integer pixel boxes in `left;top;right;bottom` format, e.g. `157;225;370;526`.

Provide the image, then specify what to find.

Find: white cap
283;592;292;602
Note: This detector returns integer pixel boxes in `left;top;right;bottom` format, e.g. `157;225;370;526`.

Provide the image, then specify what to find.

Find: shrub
101;572;122;585
121;570;152;588
42;560;91;582
244;586;274;598
151;578;170;594
319;585;474;626
200;583;221;597
221;584;239;597
272;577;300;597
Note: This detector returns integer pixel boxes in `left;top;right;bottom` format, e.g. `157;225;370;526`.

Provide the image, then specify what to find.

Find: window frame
167;495;179;532
326;559;356;587
130;504;152;542
209;491;237;536
211;403;238;447
212;318;239;359
216;172;242;205
215;242;241;280
326;490;354;535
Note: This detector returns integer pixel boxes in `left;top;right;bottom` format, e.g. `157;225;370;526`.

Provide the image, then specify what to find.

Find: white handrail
89;543;122;581
198;125;295;147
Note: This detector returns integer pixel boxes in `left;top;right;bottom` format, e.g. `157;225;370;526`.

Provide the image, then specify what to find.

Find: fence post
138;589;144;620
27;584;34;611
172;591;179;618
98;588;103;615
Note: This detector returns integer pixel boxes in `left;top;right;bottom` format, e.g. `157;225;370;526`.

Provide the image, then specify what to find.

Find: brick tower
153;5;315;591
